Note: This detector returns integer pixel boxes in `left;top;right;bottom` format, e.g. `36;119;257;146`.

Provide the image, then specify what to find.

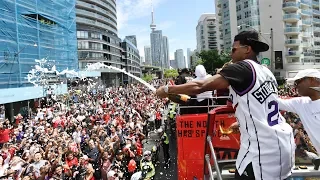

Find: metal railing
176;96;230;115
205;154;214;180
207;135;223;180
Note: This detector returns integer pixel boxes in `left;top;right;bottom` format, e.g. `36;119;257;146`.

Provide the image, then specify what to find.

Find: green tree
142;74;153;82
196;50;230;73
164;69;179;78
195;59;204;66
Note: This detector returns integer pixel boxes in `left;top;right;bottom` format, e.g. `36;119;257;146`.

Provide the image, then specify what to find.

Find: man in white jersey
156;31;294;180
278;69;320;170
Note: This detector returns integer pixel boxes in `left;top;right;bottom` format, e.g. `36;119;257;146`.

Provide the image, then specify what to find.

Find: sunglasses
232;45;248;53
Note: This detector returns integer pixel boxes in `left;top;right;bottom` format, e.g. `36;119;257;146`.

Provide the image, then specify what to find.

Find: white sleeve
277;98;301;113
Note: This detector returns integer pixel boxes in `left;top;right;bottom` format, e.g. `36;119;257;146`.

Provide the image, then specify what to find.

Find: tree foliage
164;69;179;78
142;74;153;82
196;50;231;73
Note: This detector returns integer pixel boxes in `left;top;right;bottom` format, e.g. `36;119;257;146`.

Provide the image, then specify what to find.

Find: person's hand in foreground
155;86;168;99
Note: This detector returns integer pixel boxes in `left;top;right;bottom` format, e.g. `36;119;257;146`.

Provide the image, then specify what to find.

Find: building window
78;41;89;49
77;31;88;38
244;1;249;8
237;15;242;20
90;43;102;50
90;33;101;39
91;52;103;58
245;11;251;18
236;5;241;11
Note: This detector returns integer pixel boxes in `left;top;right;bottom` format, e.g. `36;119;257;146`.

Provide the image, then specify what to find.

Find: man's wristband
164;85;169;93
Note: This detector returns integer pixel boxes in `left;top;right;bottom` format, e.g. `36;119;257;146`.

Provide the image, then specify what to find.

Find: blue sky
117;0;216;61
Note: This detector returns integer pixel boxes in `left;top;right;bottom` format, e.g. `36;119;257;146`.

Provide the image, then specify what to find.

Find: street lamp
237;24;274;72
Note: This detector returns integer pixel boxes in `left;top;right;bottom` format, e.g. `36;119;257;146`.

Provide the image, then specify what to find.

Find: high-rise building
282;0;320;78
196;14;220;52
170;59;178;69
0;0;78;117
144;46;152;66
125;35;137;47
215;0;238;51
162;36;170;69
121;38;141;83
76;0;123;87
216;0;320;78
187;48;192;68
149;4;167;69
150;30;164;67
189;49;200;69
175;49;186;69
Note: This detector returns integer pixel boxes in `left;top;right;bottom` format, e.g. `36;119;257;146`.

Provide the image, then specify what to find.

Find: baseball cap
234;31;269;53
286;69;320;85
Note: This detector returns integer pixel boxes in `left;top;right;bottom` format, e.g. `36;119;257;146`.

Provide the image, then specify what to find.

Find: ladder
205;135;320;180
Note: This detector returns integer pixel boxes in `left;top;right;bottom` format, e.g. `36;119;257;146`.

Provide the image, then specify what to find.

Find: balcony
313;9;320;15
301;9;312;16
217;0;221;7
303;52;314;57
284;27;300;35
207;23;215;27
301;0;311;7
314;37;320;41
76;9;117;28
286;51;301;57
285;39;300;46
76;17;117;34
302;42;311;47
302;32;312;37
208;28;216;32
88;0;116;15
283;14;300;22
314;27;320;32
76;1;117;21
302;20;312;26
314;18;320;23
313;0;319;6
283;2;300;11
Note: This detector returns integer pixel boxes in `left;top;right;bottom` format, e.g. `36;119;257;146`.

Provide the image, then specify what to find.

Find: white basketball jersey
229;60;295;180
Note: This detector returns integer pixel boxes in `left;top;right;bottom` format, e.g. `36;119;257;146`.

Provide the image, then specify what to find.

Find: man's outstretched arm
156;74;229;98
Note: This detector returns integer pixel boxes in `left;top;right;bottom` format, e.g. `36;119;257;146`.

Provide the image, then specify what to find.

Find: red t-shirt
156;112;161;120
0;129;12;143
66;157;78;167
103;114;110;123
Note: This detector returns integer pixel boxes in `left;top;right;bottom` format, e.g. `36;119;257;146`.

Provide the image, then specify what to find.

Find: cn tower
150;0;156;32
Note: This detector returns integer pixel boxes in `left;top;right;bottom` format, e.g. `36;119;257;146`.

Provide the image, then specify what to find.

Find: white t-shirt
130;171;142;180
193;75;213;102
278;97;320;154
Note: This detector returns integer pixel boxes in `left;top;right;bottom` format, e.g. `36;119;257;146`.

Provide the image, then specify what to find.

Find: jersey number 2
267;100;279;126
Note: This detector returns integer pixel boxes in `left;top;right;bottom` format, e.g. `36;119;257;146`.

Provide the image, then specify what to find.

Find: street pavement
154;129;177;180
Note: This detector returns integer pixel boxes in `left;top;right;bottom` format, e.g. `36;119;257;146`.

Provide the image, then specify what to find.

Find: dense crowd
0;81;168;180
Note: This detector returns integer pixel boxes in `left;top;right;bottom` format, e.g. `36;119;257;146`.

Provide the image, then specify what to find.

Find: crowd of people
0;81;169;180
